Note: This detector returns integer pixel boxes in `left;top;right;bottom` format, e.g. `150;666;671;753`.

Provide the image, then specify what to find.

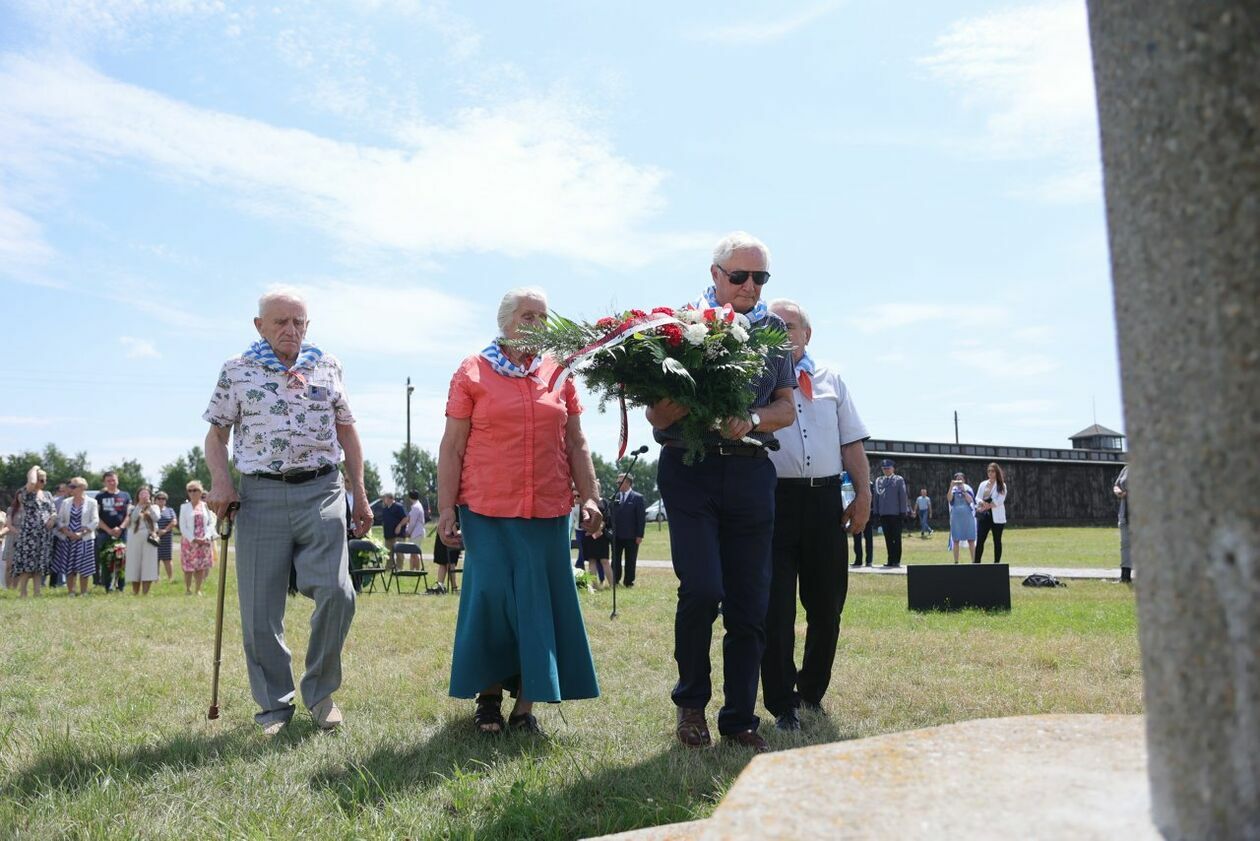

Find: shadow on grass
1;720;323;802
308;709;842;839
309;717;543;815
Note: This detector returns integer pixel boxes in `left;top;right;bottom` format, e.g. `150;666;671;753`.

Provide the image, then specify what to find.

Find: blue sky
0;0;1123;485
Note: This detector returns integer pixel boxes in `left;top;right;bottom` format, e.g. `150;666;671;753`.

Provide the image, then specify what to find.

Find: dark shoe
774;709;801;732
624;582;635;588
676;707;712;748
880;563;900;569
722;729;770;753
850;561;862;568
864;562;872;567
508;712;544;735
474;693;504;735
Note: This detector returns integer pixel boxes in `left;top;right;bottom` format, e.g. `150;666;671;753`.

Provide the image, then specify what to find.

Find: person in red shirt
437;286;604;735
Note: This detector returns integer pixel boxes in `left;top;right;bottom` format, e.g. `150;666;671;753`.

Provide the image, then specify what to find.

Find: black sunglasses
715;264;770;286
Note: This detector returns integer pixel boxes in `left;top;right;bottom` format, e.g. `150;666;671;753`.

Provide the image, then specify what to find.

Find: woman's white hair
497;286;548;334
712;231;771;269
258;285;308;317
767;298;810;329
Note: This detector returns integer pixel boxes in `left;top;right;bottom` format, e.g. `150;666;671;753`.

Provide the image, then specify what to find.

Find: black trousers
975;517;1005;563
878;514;904;565
853;518;875;565
761;483;848;718
612;538;639;585
658;446;775;736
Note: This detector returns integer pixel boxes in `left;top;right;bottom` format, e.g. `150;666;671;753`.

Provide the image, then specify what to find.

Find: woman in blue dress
53;478;99;596
154;491;177;582
946;472;977;563
13;467;57;597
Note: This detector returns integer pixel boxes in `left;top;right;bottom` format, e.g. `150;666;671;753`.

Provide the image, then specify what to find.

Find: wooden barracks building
864;424;1127;527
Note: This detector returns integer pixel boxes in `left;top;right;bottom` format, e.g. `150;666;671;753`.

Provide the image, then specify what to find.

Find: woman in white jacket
974;462;1008;563
54;478;99;596
123;486;161;595
178;481;217;595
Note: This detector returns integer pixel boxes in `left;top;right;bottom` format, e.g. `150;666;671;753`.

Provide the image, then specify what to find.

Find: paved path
632;559;1124;581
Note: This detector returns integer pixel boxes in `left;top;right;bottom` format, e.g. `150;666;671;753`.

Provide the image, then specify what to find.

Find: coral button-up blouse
445;354;583;519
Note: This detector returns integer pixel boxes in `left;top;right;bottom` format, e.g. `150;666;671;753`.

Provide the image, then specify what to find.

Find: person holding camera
974;462;1008;563
946;472;977;563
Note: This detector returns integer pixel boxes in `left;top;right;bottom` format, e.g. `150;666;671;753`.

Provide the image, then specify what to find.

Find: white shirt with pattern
203;354;356;474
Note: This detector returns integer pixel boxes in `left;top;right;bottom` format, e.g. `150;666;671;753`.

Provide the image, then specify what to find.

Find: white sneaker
260;719;288;737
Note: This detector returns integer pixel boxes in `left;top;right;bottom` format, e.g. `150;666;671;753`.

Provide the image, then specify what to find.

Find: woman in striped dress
154;491;177;582
54;478;98;596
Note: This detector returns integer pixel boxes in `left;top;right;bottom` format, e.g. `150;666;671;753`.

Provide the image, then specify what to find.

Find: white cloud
0;415;55;427
951;350;1058;378
0;55;683;268
921;0;1101;202
696;1;844;44
9;0;228;49
0;196;57;284
848;303;1008;334
120;336;161;359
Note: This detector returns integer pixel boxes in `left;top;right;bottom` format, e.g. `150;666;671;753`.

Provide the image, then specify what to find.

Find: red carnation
651;306;675;316
661;324;684;347
629;308;648;318
703;307;717;322
595;316;617;329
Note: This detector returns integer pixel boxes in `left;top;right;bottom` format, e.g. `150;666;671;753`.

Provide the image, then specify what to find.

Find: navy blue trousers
657;446;776;735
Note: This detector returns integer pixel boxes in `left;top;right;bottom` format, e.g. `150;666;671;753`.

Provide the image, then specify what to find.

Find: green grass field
633;522;1123;568
0;528;1139;839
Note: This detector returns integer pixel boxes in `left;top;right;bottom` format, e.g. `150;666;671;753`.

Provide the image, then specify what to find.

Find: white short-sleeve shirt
769;362;870;479
203;354;355;474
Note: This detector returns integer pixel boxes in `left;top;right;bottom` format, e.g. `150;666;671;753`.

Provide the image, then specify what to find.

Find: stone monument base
589;714;1156;840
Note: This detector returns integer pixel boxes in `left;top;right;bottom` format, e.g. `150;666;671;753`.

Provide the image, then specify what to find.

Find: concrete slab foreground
701;714;1155;840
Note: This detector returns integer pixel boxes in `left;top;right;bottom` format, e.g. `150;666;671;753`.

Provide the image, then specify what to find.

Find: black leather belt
251;464;336;484
778;474;842;487
665;441;768;458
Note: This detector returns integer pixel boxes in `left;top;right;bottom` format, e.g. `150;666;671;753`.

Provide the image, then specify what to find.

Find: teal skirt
448;507;599;702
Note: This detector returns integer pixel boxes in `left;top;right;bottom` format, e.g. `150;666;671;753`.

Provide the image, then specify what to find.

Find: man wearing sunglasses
648;231;796;754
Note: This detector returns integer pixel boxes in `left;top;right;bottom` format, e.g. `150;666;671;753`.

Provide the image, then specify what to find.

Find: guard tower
1069;423;1126;452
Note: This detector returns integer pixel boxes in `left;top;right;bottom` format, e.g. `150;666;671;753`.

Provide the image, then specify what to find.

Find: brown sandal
474;693;504;734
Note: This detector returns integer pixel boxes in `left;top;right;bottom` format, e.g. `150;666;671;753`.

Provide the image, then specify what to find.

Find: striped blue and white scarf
243;339;323;388
794;350;816;378
697;285;769;324
481;340;542;381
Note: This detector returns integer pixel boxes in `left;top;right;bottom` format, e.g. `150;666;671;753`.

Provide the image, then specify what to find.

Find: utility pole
954;410;959;445
406;377;415;493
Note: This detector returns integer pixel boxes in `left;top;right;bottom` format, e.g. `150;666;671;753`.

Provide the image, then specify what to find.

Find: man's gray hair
712;231;771;269
497;286;548;334
768;298;810;329
258;285;308;317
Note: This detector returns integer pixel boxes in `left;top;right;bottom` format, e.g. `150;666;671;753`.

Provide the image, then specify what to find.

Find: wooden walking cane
208;501;240;720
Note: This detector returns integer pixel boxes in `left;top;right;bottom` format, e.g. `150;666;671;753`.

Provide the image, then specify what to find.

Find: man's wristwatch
749;412;761;431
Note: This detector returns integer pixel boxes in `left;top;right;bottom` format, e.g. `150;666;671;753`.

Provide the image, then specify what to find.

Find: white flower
734;313;751;330
678;308;703;324
704;341;727;359
730;323;749;343
683;323;709;346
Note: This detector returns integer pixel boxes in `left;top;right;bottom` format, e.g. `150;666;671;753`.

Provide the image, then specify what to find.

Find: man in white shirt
761;299;871;731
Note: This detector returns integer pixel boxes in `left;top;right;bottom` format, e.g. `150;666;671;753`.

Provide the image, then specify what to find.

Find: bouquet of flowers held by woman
516;304;789;463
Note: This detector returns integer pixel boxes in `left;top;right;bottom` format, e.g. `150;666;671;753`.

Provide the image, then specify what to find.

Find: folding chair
389;541;430;594
348;539;390;594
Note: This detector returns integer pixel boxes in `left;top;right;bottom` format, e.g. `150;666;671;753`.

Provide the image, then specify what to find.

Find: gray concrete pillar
1086;2;1259;838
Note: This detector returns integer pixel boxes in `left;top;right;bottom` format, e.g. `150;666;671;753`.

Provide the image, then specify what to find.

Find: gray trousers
236;471;356;725
1120;522;1132;570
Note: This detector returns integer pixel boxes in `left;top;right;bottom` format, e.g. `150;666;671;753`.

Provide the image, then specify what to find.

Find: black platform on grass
907;563;1011;612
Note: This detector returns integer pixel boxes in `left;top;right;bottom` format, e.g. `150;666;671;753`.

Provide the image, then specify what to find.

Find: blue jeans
919;509;931;533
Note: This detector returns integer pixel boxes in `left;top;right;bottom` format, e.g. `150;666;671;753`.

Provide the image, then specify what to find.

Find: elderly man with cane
203;287;373;735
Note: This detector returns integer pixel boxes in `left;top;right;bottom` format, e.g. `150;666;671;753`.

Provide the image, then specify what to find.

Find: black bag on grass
1022;573;1066;588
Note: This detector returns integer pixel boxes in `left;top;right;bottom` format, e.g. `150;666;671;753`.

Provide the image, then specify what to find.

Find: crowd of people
1;237;1133;755
0;468;221;598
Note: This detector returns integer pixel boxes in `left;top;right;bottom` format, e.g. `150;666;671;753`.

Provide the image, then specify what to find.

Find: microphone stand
608;444;649;620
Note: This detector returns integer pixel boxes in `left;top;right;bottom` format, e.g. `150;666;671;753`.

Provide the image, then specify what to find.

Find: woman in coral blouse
438;286;604;735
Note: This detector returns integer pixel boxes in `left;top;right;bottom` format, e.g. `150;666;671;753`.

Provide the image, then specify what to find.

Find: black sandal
474;694;504;734
508;712;543;735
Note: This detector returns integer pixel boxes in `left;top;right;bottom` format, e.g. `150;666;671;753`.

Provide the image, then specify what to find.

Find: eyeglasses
715;264;770;287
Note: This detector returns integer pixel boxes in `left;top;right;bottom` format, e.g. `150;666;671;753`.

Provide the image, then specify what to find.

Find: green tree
363;460;382;501
107;459;149;496
157;446;233;509
392;444;438;511
590;453;658;503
